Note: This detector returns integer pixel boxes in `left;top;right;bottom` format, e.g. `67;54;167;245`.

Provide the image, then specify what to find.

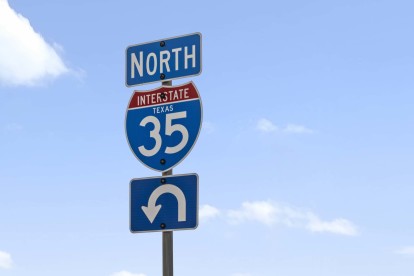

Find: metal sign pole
162;168;173;276
162;80;173;276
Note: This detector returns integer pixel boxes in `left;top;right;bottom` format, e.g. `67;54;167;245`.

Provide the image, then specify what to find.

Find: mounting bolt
160;159;166;165
160;223;166;229
160;73;165;80
161;178;166;184
160;41;166;47
160;93;166;99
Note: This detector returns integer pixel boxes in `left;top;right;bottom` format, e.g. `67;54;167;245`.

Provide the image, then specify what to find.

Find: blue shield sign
125;81;202;172
126;33;202;86
130;174;198;233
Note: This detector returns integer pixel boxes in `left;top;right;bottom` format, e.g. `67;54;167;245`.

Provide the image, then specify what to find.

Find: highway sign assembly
130;174;198;233
126;33;202;86
125;81;202;172
125;32;203;276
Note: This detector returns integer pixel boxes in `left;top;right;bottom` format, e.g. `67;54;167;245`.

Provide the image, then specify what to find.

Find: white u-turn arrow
141;184;186;223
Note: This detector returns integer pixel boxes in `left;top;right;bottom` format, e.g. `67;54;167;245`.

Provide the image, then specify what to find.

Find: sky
1;0;414;275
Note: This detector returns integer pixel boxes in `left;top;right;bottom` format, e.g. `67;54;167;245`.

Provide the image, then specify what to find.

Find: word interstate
135;87;190;107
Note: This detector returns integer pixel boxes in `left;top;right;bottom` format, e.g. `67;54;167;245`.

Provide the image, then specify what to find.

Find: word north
130;46;197;78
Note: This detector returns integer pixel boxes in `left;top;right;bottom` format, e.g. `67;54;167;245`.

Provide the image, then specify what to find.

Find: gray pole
162;168;173;276
162;80;173;276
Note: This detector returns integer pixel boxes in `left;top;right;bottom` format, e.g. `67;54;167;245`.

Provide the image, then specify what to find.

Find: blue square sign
126;33;202;86
130;174;198;233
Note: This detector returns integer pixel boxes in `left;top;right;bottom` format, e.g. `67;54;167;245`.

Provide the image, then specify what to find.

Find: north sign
126;33;202;86
130;174;198;233
125;82;202;172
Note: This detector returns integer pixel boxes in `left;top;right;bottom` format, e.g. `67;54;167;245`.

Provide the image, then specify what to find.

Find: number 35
138;111;189;157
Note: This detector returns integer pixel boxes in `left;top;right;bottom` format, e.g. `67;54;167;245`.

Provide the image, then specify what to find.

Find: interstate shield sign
125;82;202;172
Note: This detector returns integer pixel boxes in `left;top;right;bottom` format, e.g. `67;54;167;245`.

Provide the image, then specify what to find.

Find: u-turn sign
126;33;202;86
130;173;198;233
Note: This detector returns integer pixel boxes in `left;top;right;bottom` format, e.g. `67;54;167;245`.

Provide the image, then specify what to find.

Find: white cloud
256;119;313;134
283;124;314;134
199;204;221;222
257;118;278;133
395;246;414;256
227;201;358;236
0;251;13;269
202;121;215;134
197;202;357;236
3;123;23;133
0;0;69;86
306;215;358;236
228;201;277;226
111;271;147;276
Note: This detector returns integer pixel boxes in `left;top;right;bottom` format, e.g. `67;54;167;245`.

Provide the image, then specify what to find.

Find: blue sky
1;0;414;275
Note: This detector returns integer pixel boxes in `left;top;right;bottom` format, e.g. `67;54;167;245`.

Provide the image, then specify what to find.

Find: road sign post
162;168;173;276
162;81;173;276
126;33;202;276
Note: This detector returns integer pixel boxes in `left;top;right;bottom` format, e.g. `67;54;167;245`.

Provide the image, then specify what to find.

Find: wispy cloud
0;0;69;86
200;204;221;222
204;201;357;236
111;271;147;276
0;251;13;269
3;123;23;133
395;246;414;256
257;118;278;133
284;124;314;134
228;201;278;226
306;215;358;236
202;121;215;134
256;118;314;134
